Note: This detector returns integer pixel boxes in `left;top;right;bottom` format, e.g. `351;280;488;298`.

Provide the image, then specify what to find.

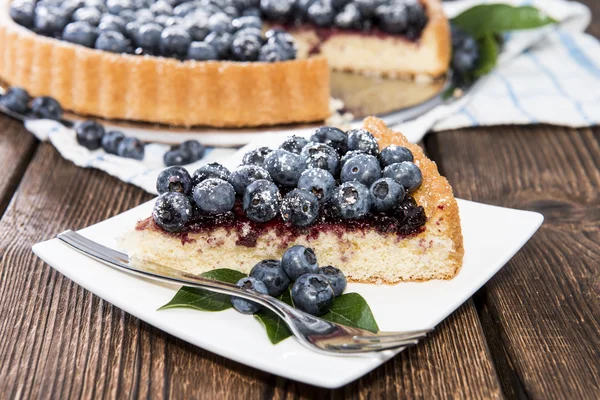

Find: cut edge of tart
287;0;451;78
0;0;331;128
123;117;464;284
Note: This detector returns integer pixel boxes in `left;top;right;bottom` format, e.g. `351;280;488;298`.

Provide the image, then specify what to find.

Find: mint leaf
321;293;379;333
254;289;294;344
474;33;499;77
452;4;557;38
255;292;379;344
158;269;247;311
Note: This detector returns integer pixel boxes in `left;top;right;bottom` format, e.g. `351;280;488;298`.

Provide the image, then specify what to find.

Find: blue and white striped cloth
26;0;600;194
399;0;599;141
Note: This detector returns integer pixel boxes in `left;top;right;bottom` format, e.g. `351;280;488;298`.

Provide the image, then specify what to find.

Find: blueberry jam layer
137;195;427;248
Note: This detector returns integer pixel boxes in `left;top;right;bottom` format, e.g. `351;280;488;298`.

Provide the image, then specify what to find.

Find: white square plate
32;198;543;388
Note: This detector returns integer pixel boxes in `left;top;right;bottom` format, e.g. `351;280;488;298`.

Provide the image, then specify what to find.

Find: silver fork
57;230;433;357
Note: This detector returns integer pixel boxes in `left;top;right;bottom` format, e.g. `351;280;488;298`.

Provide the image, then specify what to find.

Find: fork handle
57;230;293;321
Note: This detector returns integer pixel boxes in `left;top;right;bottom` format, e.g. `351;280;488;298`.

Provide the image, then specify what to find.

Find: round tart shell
0;0;331;128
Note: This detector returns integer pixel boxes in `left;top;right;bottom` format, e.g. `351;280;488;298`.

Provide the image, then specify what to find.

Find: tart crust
125;118;464;284
0;0;331;128
282;0;451;78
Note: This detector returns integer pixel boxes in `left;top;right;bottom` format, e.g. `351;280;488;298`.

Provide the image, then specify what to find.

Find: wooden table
1;10;599;400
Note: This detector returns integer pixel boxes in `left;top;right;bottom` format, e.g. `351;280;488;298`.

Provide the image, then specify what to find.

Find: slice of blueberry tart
0;0;450;128
124;117;463;283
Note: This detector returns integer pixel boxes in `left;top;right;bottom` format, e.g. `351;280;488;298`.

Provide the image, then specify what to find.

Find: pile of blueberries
231;244;347;316
0;85;206;165
10;0;427;62
153;126;424;233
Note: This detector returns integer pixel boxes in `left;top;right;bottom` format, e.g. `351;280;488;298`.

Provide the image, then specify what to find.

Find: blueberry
405;0;428;38
295;0;318;16
369;177;405;212
332;181;371;219
376;3;408;34
204;32;233;59
10;0;35;28
291;274;334;316
163;149;189;166
307;1;334;27
340;153;381;186
230;277;269;314
354;0;383;18
230;34;261;61
300;142;340;177
192;178;235;214
173;2;196;17
297;168;336;204
61;0;86;15
149;0;173;16
382;162;423;193
30;96;62;120
280;189;319;227
264;149;306;188
340;150;365;168
208;12;233;34
152;192;193;232
124;21;142;42
281;245;319;281
311;126;347;155
452;27;479;74
83;0;107;12
34;6;70;36
242;179;281;223
107;0;134;15
135;23;163;50
179;140;205;162
95;31;130;53
250;259;290;297
117;137;145;160
347;129;379;156
279;136;308;155
183;15;210;41
160;25;191;57
318;266;346;297
258;42;291;62
232;16;262;31
265;29;297;60
187;41;218;60
101;130;125;155
334;3;361;29
379;145;414;168
135;9;155;24
260;0;293;21
242;147;272;168
228;165;271;195
243;7;261;17
192;162;230;186
157;166;193;195
0;87;30;114
75;120;105;150
98;14;127;34
72;6;102;26
62;21;98;47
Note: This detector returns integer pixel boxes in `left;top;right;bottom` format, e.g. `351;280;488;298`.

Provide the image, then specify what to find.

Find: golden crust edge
0;1;331;128
363;116;464;280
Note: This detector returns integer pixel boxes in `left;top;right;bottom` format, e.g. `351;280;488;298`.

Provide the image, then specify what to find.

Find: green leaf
321;293;379;333
254;289;294;344
474;33;499;77
158;269;247;312
255;292;379;345
452;4;557;38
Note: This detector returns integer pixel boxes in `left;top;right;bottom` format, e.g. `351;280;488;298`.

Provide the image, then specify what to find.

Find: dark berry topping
300;142;340;177
382;161;423;193
95;31;130;53
242;179;281;223
264;149;306;188
228;165;271;195
160;25;191;57
152;192;193;232
187;41;218;60
157;166;193;195
280;136;308;154
332;181;371;219
379;145;414;167
347;129;379;156
311;126;348;154
340;153;381;187
230;34;261;61
369;177;405;212
242;147;273;168
297;168;336;204
280;189;319;227
192;162;230;186
62;21;98;47
192;178;236;215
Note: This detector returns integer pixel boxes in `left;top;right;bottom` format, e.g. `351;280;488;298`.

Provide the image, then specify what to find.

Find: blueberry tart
125;117;463;284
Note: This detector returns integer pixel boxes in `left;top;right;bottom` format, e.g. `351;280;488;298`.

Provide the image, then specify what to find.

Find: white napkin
399;0;599;142
24;0;599;194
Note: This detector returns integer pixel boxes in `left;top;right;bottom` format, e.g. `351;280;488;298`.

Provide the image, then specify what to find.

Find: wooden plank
0;115;37;216
0;143;503;398
428;124;600;399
